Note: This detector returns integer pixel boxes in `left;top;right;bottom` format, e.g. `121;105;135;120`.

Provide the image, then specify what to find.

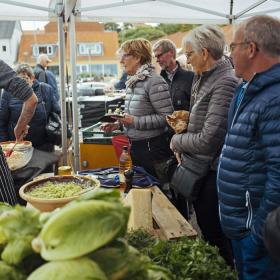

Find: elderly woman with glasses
101;38;173;178
0;63;60;152
170;25;239;266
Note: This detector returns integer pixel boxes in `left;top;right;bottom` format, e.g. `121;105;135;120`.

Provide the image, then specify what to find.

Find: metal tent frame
1;0;280;171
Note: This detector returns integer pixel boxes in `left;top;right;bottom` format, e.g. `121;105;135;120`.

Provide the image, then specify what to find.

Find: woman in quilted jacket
170;25;239;266
0;63;60;152
101;38;174;178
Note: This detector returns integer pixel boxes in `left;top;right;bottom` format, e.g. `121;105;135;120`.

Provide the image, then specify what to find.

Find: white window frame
78;43;103;56
32;44;54;56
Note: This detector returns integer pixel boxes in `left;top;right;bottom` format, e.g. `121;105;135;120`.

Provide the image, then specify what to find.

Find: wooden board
151;186;197;240
123;188;153;232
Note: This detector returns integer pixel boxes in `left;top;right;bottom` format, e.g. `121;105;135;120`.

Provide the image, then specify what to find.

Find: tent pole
57;14;67;165
69;12;80;172
229;0;233;24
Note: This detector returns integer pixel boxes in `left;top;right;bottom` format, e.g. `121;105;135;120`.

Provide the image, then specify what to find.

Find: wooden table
123;186;197;240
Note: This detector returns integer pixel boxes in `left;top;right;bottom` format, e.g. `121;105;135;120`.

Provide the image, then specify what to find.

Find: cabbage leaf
27;257;108;280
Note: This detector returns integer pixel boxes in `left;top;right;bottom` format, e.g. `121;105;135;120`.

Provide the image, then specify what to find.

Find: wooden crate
123;186;197;240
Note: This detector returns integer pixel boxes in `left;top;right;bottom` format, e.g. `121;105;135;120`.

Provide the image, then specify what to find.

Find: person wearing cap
0;60;37;205
34;54;59;101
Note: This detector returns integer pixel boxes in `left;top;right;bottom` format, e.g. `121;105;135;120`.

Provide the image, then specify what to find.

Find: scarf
125;63;155;88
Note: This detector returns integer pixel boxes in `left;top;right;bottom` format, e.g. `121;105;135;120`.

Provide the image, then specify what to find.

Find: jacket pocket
245;190;253;230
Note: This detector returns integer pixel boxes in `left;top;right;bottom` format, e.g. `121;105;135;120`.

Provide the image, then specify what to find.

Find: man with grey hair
217;15;280;279
34;53;59;101
34;53;51;83
153;39;194;111
153;39;194;221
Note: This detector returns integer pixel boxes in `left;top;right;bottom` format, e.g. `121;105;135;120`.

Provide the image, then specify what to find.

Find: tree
119;26;165;43
104;22;120;31
117;23;197;44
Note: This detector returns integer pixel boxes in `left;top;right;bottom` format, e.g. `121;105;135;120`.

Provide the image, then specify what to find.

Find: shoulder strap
39;83;48;124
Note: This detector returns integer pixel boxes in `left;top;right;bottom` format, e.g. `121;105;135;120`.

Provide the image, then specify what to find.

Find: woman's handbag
170;153;209;200
39;84;62;146
40;84;71;146
45;112;62;146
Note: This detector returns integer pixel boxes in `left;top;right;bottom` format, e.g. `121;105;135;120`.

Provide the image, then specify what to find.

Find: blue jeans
231;234;280;280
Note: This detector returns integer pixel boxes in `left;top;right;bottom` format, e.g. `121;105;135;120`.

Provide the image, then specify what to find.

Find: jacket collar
245;63;280;96
160;61;182;80
228;63;280;126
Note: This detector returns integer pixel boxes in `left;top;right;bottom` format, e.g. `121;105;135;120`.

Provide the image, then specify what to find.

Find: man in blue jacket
217;15;280;279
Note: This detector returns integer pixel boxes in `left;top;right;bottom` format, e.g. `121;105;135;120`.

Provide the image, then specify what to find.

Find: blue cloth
217;63;280;246
0;80;60;151
78;166;160;188
231;234;280;280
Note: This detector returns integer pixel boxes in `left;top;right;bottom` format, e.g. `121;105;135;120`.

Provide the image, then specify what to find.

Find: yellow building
18;21;121;79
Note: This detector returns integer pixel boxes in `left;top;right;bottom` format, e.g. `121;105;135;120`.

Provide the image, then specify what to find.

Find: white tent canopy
77;0;280;24
1;0;280;24
1;0;280;171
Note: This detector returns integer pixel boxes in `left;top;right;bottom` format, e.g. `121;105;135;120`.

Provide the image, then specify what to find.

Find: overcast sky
21;21;48;30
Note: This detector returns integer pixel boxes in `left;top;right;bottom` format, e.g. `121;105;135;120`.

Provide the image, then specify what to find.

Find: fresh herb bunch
126;230;237;280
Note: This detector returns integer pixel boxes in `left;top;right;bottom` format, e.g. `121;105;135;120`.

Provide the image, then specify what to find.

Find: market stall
1;0;280;171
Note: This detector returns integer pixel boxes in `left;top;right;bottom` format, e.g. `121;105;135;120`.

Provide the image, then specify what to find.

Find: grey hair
241;15;280;57
153;39;177;59
14;63;34;78
37;53;51;64
182;25;225;60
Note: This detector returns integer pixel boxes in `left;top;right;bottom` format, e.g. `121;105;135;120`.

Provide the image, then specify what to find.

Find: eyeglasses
229;41;250;52
154;51;168;59
185;51;194;59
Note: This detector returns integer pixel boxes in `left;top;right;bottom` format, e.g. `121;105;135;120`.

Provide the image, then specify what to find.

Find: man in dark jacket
34;54;59;101
0;60;37;205
153;39;194;111
34;53;50;83
153;39;194;220
217;15;280;279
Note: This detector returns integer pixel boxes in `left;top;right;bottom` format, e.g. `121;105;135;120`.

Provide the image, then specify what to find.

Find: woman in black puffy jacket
0;63;60;152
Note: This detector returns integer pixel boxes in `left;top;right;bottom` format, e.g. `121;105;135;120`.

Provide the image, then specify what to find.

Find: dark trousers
231;234;280;280
130;134;172;178
193;170;234;267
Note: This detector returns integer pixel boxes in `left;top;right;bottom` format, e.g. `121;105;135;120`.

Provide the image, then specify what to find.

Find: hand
170;140;175;152
115;113;134;125
175;152;181;165
14;125;29;141
100;122;119;133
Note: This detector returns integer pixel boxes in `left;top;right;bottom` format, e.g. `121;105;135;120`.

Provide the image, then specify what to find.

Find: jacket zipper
245;190;253;229
127;88;134;115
